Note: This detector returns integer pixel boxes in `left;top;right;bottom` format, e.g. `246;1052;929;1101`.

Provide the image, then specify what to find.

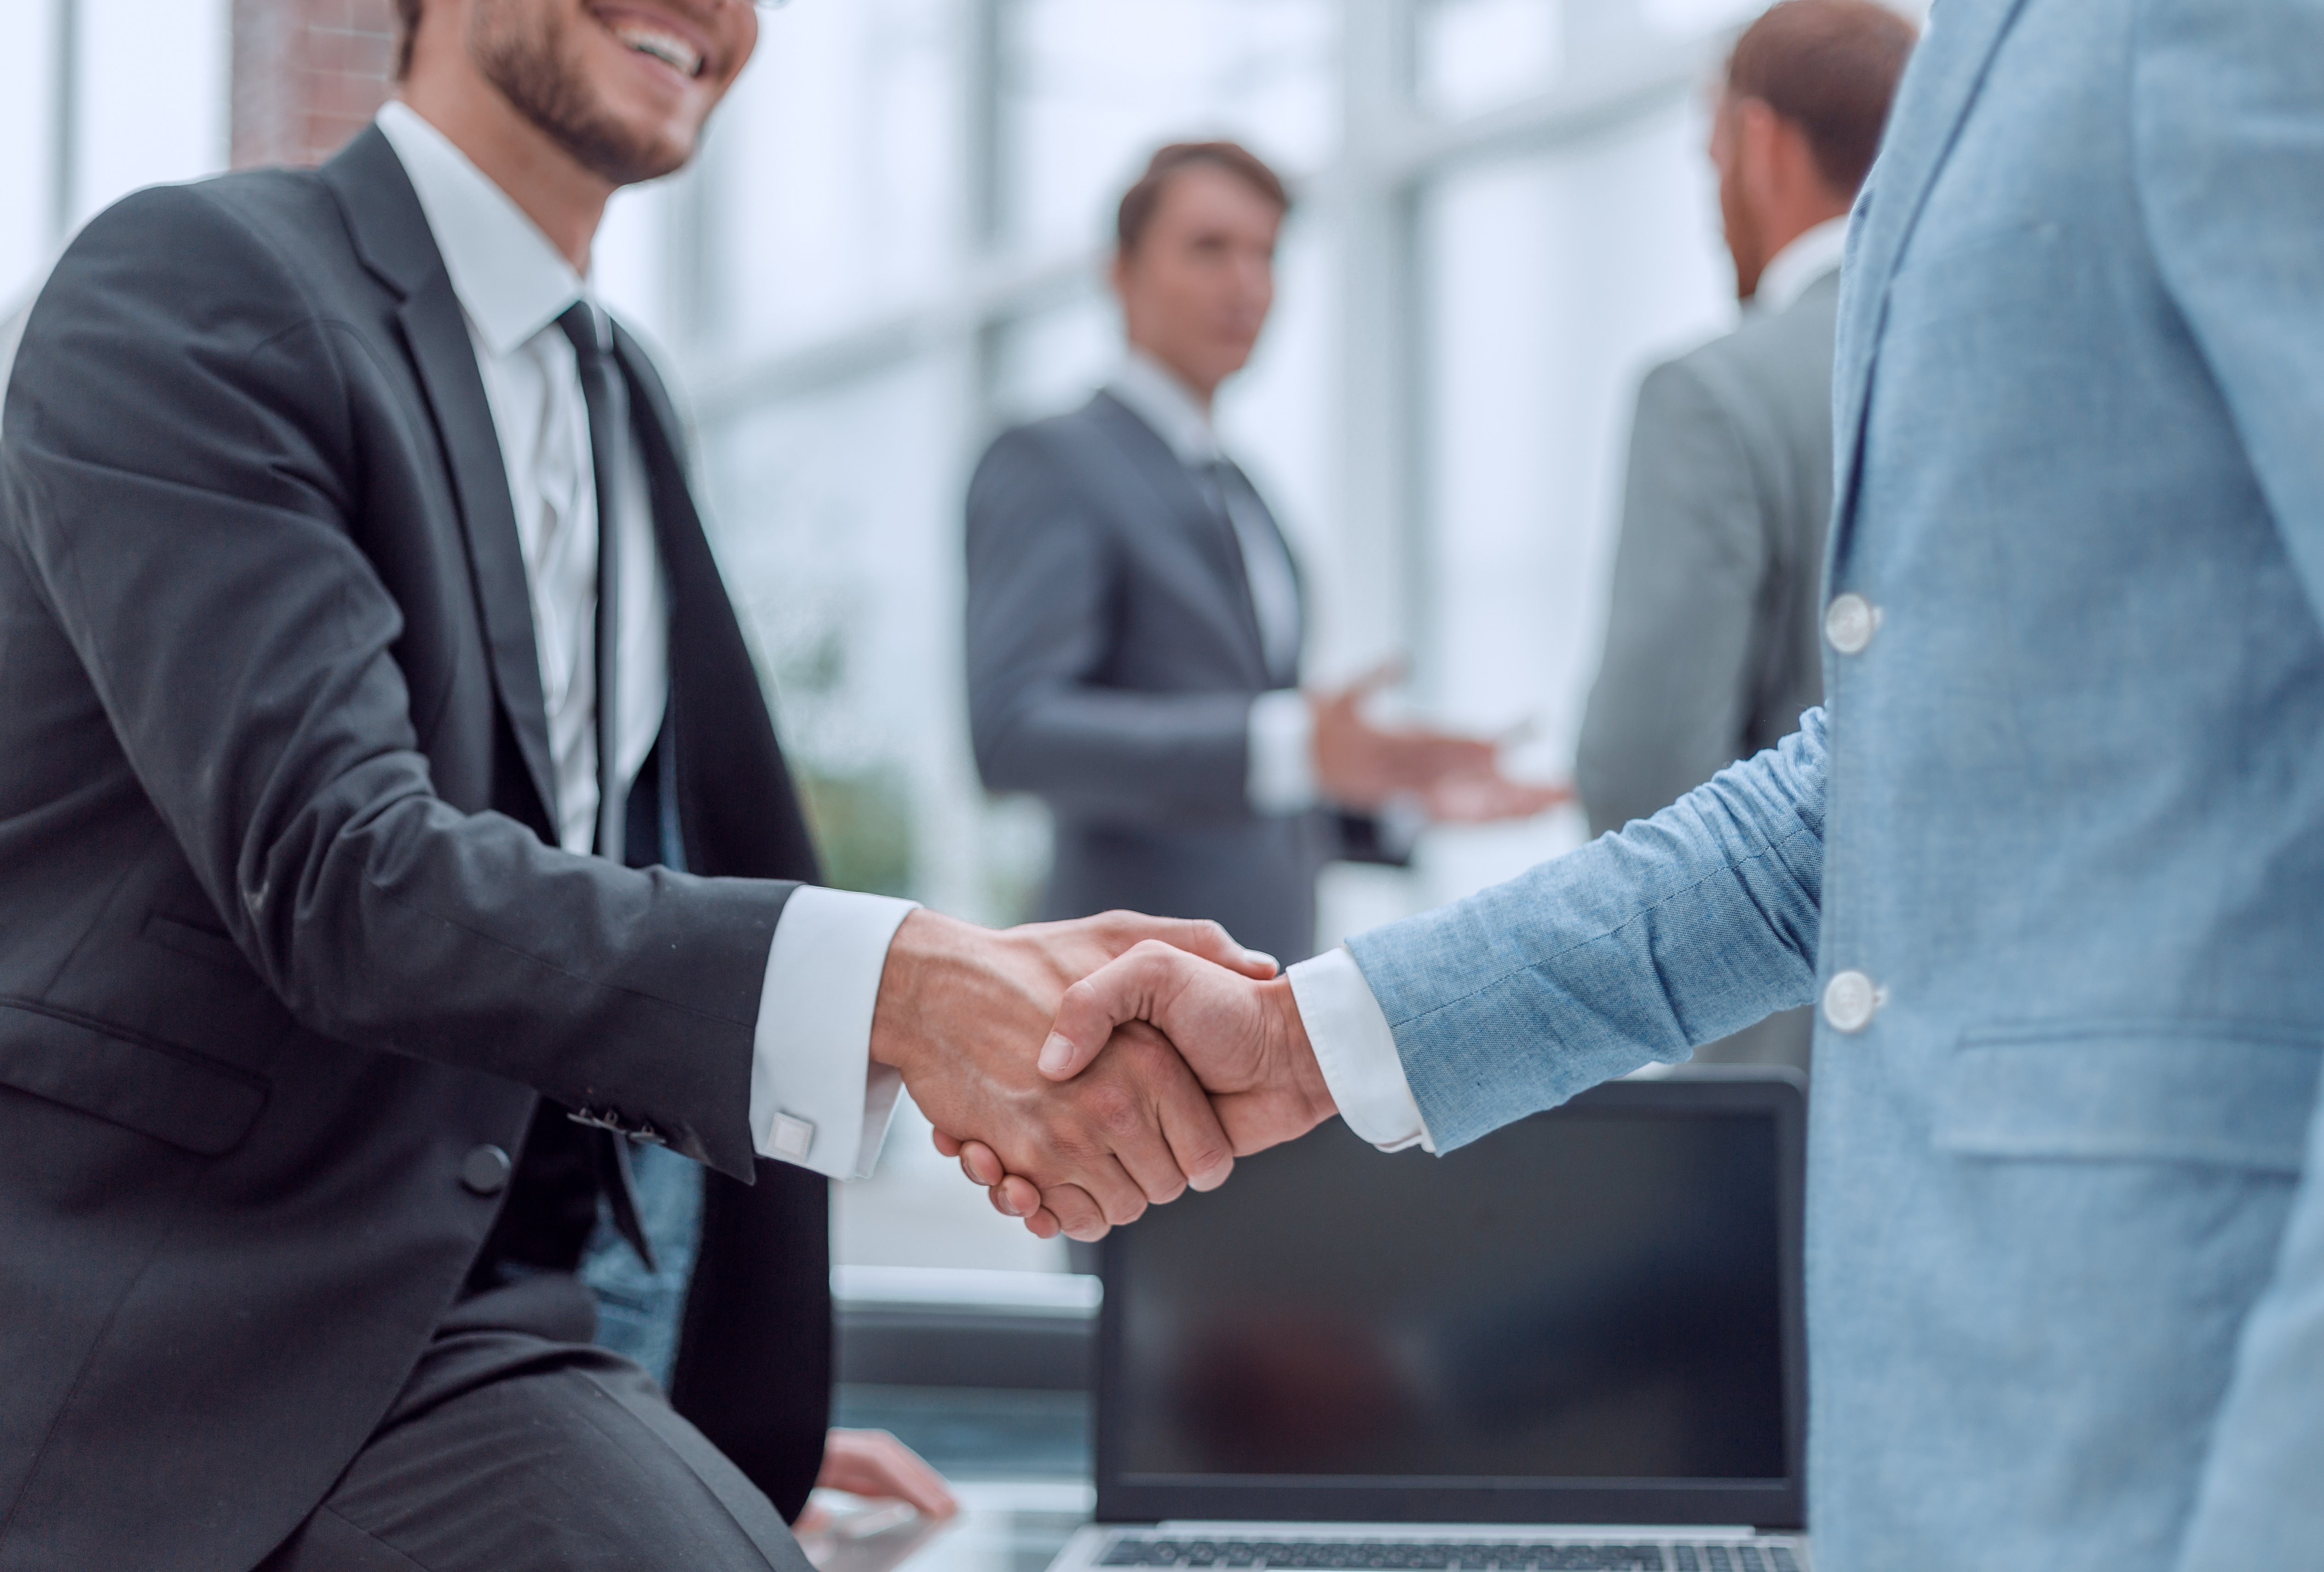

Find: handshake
866;909;1344;1241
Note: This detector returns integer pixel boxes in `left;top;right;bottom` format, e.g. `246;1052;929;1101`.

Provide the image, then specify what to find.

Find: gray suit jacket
1574;270;1839;1069
966;392;1385;963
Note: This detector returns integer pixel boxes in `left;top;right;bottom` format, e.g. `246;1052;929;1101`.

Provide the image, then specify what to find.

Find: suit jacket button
1822;970;1883;1034
1824;593;1881;654
460;1144;513;1196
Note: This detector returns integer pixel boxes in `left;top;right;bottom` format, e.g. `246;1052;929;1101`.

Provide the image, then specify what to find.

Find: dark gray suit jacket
0;128;830;1569
1574;268;1840;1069
966;392;1386;964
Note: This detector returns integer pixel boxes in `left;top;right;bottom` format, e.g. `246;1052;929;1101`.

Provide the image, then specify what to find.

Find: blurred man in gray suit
1576;0;1914;1068
968;144;1558;965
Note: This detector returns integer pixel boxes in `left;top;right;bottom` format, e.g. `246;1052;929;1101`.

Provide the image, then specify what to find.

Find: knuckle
1086;1085;1144;1137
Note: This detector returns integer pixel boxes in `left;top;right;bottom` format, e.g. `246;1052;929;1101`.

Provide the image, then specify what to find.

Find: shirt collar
1751;214;1850;316
375;101;587;358
1105;347;1222;467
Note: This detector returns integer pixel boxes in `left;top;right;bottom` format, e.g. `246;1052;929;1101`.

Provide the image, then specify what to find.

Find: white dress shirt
375;104;905;1180
1292;215;1859;1156
1103;351;1320;816
1751;214;1849;317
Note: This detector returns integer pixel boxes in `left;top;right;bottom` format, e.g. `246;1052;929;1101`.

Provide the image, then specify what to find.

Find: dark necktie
557;300;628;866
555;302;653;1269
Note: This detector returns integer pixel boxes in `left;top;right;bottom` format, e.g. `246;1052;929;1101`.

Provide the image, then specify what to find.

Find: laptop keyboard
1098;1541;1799;1572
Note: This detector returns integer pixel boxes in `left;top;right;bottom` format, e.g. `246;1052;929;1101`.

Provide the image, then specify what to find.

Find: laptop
1047;1072;1810;1572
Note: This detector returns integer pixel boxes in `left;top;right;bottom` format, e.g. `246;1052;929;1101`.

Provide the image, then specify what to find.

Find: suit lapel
321;127;560;832
614;326;820;884
1828;0;2031;572
1087;393;1273;686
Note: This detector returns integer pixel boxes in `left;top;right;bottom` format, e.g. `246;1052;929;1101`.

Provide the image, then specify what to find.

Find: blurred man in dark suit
967;142;1562;965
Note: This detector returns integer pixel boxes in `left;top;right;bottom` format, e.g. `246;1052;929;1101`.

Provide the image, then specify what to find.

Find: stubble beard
470;0;692;187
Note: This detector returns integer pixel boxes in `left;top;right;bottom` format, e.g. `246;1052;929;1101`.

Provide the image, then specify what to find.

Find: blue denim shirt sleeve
1345;708;1826;1153
2131;2;2324;1561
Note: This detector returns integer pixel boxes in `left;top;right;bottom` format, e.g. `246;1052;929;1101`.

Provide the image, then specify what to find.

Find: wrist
1259;974;1336;1127
869;907;963;1075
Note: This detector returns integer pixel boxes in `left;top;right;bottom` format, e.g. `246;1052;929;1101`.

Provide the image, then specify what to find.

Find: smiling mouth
606;17;705;79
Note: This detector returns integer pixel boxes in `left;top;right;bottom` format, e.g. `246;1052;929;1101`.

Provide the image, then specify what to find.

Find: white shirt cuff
749;886;918;1179
1247;688;1320;815
1286;946;1433;1153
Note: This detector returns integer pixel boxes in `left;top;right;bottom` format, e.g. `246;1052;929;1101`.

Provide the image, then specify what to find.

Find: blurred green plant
797;765;915;899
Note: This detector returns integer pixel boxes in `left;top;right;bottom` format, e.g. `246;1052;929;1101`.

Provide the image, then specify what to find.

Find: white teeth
611;22;703;78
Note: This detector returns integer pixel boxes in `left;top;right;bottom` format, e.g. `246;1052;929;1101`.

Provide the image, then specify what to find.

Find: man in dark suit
0;3;1273;1568
966;143;1561;967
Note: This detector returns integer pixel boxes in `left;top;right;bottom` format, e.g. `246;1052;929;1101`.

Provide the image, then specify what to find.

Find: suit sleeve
965;425;1256;823
1346;711;1825;1152
0;183;784;1181
2131;3;2324;1560
1575;357;1770;838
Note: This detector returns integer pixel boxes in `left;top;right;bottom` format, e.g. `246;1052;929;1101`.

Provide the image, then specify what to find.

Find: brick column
231;0;398;169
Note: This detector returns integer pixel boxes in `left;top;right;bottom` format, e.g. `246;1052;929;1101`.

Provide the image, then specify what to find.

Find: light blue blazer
1347;2;2324;1566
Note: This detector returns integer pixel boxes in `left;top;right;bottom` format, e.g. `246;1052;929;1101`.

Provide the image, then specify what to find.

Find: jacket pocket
140;909;249;972
1933;1022;2319;1175
0;996;269;1156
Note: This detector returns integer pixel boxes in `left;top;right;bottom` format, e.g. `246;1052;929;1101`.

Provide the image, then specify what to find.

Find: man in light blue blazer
946;0;2324;1563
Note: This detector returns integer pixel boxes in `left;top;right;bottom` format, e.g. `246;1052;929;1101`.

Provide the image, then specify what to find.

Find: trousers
256;1272;812;1572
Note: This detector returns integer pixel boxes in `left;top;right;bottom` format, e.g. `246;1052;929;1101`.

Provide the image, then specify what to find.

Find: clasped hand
877;911;1337;1241
871;909;1306;1238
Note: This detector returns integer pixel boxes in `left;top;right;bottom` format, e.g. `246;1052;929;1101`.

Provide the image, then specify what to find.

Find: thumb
1341;656;1406;703
1037;940;1191;1080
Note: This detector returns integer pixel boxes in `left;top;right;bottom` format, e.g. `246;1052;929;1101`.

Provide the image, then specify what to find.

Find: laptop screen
1096;1075;1805;1529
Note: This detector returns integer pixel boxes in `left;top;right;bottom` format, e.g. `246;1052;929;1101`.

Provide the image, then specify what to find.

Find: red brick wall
231;0;400;169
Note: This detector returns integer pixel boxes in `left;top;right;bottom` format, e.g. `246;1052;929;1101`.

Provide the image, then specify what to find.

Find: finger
1105;1023;1235;1194
1157;1065;1236;1191
1039;940;1201;1079
957;1139;1005;1188
1066;1148;1149;1227
1041;1182;1111;1241
1099;911;1276;980
930;1128;963;1158
996;1172;1044;1217
1426;772;1573;823
828;1431;959;1519
1343;656;1406;699
1020;1202;1063;1240
1396;733;1498;778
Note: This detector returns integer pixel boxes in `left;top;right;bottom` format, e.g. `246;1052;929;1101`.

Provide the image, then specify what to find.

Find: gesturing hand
1310;663;1498;809
933;942;1338;1237
870;909;1278;1241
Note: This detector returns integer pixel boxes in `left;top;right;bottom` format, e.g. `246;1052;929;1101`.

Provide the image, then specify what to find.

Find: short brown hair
393;0;421;81
1726;0;1917;197
1117;142;1290;254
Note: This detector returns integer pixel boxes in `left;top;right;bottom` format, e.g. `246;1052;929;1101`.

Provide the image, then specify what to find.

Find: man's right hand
869;910;1279;1241
1309;665;1569;821
934;941;1338;1236
1309;665;1498;809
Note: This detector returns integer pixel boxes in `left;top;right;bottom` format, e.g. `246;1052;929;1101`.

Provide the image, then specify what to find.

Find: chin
476;1;726;188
